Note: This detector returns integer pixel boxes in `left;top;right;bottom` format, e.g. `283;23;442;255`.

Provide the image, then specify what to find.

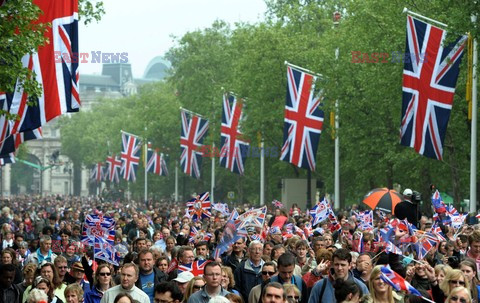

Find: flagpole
334;14;341;211
144;139;148;205
284;61;323;78
211;142;215;204
180;107;205;118
120;130;142;139
470;16;478;214
175;160;179;202
402;8;448;28
260;138;265;206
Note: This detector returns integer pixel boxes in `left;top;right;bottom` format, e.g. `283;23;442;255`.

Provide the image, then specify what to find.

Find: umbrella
362;188;403;214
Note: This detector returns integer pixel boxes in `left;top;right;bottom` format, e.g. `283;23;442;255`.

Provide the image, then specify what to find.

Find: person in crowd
2;247;23;284
154;282;183;303
261;282;286;303
83;264;114;303
234;241;264;302
64;283;84;303
367;265;403;303
283;284;301;303
269;253;308;303
334;279;362;303
269;209;288;229
195;241;209;260
432;268;469;303
156;256;170;273
270;245;286;265
165;236;177;261
31;276;64;303
445;287;472;303
184;277;205;303
308;249;369;303
100;263;150;303
435;264;453;286
173;271;195;295
221;266;239;295
302;249;332;290
187;261;230;303
18;263;37;295
223;238;247;273
169;246;195;280
113;293;135;303
28;288;49;303
248;261;277;303
460;259;480;303
0;263;23;303
136;249;168;301
225;293;244;303
353;253;373;286
17;240;31;267
27;236;57;265
294;241;316;275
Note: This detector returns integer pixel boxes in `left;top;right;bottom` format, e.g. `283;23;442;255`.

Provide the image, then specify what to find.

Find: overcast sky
79;0;267;78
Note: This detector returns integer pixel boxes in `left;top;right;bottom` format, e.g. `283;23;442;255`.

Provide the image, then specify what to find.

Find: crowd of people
0;192;478;303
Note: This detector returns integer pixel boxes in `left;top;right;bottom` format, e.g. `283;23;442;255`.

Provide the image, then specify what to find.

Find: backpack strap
318;278;327;302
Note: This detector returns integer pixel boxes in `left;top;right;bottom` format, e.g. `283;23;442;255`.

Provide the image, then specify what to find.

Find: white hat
173;271;194;283
403;189;413;196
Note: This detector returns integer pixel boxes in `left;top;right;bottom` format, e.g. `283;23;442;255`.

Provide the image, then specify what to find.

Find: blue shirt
140;271;155;303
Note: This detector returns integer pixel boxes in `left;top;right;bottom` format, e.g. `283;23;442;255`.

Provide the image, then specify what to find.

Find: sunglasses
192;285;203;290
449;280;466;286
287;296;300;302
450;296;468;303
99;272;112;277
262;271;275;276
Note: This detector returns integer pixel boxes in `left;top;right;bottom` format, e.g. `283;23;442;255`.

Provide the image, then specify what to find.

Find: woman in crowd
184;277;205;302
83;264;114;303
434;264;452;286
32;276;64;303
39;261;68;302
432;268;469;303
28;288;49;303
284;284;301;303
165;236;176;261
1;247;23;283
225;293;244;303
65;283;84;303
460;259;480;303
113;293;135;303
18;263;38;294
156;256;170;273
334;279;362;303
367;266;403;303
445;287;472;303
269;209;288;228
221;266;240;295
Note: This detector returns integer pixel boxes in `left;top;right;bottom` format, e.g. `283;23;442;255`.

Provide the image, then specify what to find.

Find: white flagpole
284;61;323;78
260;139;265;206
144;140;148;205
334;15;341;210
470;16;478;214
175;160;179;202
211;142;215;204
402;8;448;28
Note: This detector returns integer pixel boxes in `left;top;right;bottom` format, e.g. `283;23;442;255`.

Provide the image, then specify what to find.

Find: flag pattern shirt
280;66;324;171
400;16;467;160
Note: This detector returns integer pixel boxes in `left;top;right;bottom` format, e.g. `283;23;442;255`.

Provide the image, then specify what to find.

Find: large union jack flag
180;110;209;179
2;0;80;140
186;192;212;221
178;260;209;277
81;214;116;246
219;93;249;175
105;155;121;184
400;16;467;160
235;206;267;229
146;145;168;176
94;240;119;266
280;66;324;171
120;131;142;182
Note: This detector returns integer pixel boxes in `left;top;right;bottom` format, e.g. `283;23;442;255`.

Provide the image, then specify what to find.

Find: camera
411;191;422;203
448;256;460;268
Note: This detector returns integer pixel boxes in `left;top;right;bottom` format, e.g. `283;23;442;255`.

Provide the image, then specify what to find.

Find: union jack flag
380;266;422;296
189;226;211;243
146;146;168;176
186;192;212;221
385;241;402;255
272;199;284;208
94;240;119;266
431;190;447;214
105;155;121;183
415;233;439;259
352;232;364;253
0;127;43;157
178;260;209;277
280;65;324;171
120;131;142;182
212;203;229;216
430;223;446;242
180;109;209;179
0;153;15;166
81;214;116;246
310;198;331;226
400;16;467;160
356;210;374;231
90;162;104;183
235;206;267;229
219;93;249;175
328;211;341;232
1;0;80;140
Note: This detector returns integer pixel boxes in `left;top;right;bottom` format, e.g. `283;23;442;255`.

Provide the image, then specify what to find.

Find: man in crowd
101;263;150;303
248;261;277;303
169;246;195;280
187;261;230;303
234;240;264;302
308;249;369;303
223;237;246;272
195;241;209;260
173;271;194;295
154;282;183;303
26;235;57;265
261;282;286;303
136;249;168;302
352;252;373;286
71;262;90;292
270;253;308;303
0;264;22;303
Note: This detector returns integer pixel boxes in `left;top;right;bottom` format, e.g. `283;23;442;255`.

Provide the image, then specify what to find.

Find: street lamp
63;162;73;195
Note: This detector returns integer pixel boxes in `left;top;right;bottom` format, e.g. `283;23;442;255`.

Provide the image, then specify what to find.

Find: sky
79;0;267;78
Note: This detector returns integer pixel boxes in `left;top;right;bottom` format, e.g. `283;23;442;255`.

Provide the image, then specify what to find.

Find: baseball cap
173;271;194;283
403;189;413;196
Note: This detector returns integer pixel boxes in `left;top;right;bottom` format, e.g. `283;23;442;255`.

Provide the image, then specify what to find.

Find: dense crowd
0;192;478;303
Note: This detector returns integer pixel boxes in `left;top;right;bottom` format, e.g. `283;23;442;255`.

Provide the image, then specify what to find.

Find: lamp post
64;162;73;196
